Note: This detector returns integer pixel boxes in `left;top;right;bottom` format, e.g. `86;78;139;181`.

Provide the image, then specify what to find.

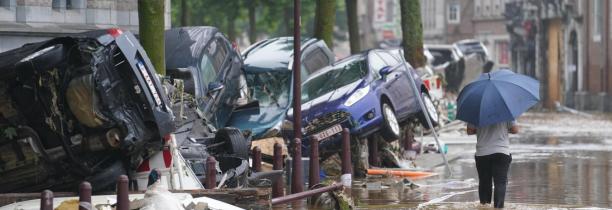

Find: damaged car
285;49;439;159
0;29;174;192
162;27;252;188
228;37;334;140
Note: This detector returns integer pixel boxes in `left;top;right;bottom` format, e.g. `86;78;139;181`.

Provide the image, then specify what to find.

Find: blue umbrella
456;69;540;127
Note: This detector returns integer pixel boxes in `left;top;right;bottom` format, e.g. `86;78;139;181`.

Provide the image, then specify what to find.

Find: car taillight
107;28;123;38
423;80;430;90
163;133;173;144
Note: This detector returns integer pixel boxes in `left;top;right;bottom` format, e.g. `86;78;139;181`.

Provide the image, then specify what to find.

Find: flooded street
352;112;612;209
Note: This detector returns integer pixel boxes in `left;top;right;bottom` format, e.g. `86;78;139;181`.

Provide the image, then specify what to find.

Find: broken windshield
246;71;291;107
301;58;367;102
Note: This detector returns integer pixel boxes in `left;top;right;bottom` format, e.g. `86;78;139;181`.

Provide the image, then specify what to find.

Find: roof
164;26;219;69
242;37;318;72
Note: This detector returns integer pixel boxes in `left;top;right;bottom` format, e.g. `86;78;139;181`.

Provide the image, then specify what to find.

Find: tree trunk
138;0;166;75
248;0;257;44
227;15;237;42
180;0;189;26
283;4;291;36
314;0;336;49
345;0;360;54
399;0;426;67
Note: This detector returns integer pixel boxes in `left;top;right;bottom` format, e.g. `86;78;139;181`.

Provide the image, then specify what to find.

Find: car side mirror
379;66;393;76
208;81;224;93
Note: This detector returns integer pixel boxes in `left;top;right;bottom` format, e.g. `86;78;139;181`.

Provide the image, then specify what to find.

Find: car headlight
20;45;57;63
344;86;370;107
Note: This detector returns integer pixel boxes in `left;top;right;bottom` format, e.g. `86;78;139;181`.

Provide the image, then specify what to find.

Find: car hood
228;106;287;139
288;80;364;123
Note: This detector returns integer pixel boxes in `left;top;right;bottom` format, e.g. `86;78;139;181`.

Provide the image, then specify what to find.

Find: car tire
380;102;401;142
215;127;249;159
418;92;439;129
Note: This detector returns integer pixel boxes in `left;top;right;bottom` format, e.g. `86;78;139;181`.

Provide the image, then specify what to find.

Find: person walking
455;69;539;208
467;121;518;208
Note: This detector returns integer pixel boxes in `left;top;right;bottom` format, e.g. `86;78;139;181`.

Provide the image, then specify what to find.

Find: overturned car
0;29;174;192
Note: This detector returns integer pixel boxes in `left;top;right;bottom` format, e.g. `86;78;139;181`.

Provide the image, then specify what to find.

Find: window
52;0;63;10
369;52;387;72
200;39;228;87
448;3;460;24
593;0;603;41
0;0;12;8
377;51;401;66
302;48;331;74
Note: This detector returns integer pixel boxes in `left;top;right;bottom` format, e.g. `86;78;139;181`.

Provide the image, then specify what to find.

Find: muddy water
355;135;612;209
273;134;611;209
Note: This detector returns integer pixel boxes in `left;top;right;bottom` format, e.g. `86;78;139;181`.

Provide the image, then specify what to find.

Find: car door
376;51;416;118
198;35;233;128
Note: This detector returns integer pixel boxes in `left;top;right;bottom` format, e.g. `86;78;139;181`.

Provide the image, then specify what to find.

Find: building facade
506;0;612;112
0;0;171;52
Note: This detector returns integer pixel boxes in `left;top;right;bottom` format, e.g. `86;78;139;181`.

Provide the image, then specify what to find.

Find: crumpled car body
285;49;436;159
0;29;174;192
228;37;334;140
163;27;251;187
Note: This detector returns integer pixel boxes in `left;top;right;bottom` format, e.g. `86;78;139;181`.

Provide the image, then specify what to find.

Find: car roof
164;26;220;69
242;37;319;72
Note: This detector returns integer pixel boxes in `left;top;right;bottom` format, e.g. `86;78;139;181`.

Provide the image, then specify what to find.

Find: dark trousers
475;153;512;208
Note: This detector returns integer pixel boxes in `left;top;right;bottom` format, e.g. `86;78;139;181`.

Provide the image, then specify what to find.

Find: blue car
286;49;439;157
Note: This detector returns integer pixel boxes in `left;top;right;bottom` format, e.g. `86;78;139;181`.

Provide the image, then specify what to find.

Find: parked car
423;44;466;93
163;27;252;187
0;29;174;192
227;37;334;140
453;39;490;63
285;49;439;158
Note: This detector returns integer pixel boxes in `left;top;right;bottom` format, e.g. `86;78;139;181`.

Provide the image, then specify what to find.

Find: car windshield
301;57;367;102
246;71;291;107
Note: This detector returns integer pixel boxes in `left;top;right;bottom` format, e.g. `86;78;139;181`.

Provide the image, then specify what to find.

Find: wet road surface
275;112;612;209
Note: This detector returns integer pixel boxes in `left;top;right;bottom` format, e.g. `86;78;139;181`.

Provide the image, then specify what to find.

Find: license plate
312;124;343;141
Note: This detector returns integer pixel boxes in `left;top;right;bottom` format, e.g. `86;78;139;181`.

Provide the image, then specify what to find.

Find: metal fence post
272;143;284;198
291;138;303;194
206;156;217;189
252;147;262;172
79;181;92;210
368;137;380;167
116;175;129;210
341;128;352;188
309;137;320;189
40;190;53;210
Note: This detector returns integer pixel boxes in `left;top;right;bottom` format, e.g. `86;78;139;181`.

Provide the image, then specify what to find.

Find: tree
399;0;426;67
314;0;336;49
248;0;257;44
138;0;166;75
180;0;190;26
345;0;360;54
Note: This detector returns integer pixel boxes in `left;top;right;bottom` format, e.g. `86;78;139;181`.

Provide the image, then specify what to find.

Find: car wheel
418;92;439;129
215;128;249;159
380;103;400;141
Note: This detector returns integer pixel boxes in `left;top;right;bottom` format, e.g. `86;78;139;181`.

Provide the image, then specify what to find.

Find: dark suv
164;27;252;186
0;29;174;192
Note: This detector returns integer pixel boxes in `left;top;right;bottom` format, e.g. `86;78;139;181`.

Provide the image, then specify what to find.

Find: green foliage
171;0;323;41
